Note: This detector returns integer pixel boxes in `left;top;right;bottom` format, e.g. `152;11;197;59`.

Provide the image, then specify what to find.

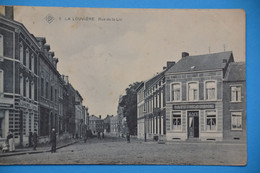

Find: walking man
32;131;38;150
50;128;56;153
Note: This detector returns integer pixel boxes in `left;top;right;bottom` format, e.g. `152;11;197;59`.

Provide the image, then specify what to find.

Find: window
26;48;29;67
19;42;24;64
20;74;24;96
172;111;181;130
41;78;44;97
231;112;242;130
31;54;34;72
160;90;163;108
0;34;3;57
206;110;216;131
231;86;241;102
171;83;181;101
50;86;53;101
26;77;29;98
0;70;3;94
31;82;35;100
188;82;199;101
205;81;216;100
46;81;49;99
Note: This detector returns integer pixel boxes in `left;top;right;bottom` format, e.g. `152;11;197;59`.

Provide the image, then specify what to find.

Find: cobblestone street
0;136;247;165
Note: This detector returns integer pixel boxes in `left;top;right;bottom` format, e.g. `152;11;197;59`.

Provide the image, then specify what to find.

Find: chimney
166;61;175;68
48;51;55;60
0;6;14;20
64;76;69;84
182;52;189;58
163;66;167;70
99;115;101;119
53;58;59;68
223;59;228;63
36;37;46;51
43;44;50;56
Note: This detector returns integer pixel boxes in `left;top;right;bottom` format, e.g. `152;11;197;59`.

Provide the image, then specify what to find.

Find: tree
120;82;141;135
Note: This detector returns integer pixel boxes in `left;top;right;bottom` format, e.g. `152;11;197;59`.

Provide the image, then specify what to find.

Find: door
188;111;199;138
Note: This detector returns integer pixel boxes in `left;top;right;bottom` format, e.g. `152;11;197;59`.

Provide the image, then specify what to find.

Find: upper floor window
26;77;29;98
171;83;181;101
172;111;181;131
31;81;35;100
31;54;34;72
206;110;216;131
0;34;3;57
19;42;24;64
46;81;49;99
0;69;3;94
188;82;199;101
20;74;24;96
231;112;242;130
231;86;241;102
26;48;29;67
205;81;216;100
41;77;44;97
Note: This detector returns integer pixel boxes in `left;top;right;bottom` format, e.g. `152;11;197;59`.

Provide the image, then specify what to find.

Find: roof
224;62;246;81
135;82;144;92
166;51;234;74
89;115;101;121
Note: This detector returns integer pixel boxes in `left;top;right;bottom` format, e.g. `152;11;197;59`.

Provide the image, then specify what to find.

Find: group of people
2;131;16;152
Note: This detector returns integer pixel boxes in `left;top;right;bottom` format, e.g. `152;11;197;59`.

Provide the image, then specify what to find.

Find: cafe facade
165;51;235;141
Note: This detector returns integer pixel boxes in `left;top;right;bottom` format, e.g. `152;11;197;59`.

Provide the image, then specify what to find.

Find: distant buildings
137;51;246;142
0;7;89;145
89;115;104;135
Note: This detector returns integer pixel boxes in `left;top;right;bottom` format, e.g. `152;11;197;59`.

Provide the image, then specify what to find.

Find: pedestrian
29;132;33;147
97;132;100;139
32;131;38;150
50;128;56;153
127;133;130;143
7;131;15;152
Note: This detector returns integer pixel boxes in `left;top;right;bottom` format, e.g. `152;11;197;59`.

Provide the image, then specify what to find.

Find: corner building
0;10;39;145
165;51;235;141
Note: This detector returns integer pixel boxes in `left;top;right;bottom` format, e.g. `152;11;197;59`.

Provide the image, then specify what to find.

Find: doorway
188;111;199;138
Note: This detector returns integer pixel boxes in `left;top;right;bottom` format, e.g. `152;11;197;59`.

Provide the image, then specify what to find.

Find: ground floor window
172;111;181;130
231;112;242;130
206;110;216;131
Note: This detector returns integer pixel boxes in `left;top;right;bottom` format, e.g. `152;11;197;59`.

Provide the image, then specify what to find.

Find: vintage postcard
0;6;246;165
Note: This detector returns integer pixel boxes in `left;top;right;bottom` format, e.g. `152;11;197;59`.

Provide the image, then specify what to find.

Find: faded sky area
14;7;245;117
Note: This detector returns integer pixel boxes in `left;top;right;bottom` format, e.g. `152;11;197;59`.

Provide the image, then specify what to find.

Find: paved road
0;136;247;165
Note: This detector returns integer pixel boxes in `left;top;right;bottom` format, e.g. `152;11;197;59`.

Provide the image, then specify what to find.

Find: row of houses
136;51;246;142
88;112;126;137
0;7;89;146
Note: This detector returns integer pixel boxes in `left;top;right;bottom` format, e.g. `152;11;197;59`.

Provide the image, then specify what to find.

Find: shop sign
173;104;215;110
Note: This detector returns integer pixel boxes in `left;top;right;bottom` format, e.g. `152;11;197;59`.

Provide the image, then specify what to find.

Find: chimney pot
182;52;189;58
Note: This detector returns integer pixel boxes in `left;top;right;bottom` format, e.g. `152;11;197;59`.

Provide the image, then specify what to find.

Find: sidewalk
0;138;79;157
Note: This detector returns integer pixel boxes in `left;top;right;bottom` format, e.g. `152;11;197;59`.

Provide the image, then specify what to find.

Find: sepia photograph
0;6;246;165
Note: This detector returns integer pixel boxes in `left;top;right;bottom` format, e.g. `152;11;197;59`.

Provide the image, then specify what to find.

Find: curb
0;140;79;158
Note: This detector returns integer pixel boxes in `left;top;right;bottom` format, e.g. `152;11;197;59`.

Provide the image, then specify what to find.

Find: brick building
0;6;88;145
136;62;175;141
0;8;39;145
223;62;246;142
137;51;246;142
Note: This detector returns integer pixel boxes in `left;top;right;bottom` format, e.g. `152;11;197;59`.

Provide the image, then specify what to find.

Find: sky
14;7;245;118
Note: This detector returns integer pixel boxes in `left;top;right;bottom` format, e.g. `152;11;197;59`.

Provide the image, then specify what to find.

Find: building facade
0;9;39;145
89;115;104;135
137;62;175;141
223;62;246;142
36;37;61;138
75;90;83;138
137;51;246;142
0;7;89;145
